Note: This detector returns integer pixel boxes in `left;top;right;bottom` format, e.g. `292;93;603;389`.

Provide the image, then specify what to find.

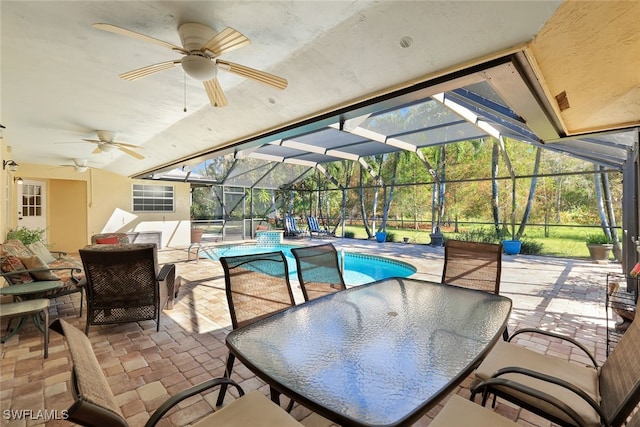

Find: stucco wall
1;158;191;250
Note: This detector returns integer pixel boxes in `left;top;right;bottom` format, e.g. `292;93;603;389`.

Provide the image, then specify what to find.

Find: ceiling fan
80;130;145;160
93;22;288;107
59;159;94;173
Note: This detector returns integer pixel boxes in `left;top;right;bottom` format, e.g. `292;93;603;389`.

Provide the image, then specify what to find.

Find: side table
0;299;50;358
0;281;62;347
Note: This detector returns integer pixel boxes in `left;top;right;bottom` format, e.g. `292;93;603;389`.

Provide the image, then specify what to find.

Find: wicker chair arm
145;377;245;427
473;377;589;427
480;366;604;424
157;263;175;282
507;328;598;367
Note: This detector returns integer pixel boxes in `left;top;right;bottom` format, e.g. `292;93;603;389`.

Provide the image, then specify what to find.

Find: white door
17;180;47;232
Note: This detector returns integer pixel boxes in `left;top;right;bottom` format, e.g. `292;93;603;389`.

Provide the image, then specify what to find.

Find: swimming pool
207;244;416;285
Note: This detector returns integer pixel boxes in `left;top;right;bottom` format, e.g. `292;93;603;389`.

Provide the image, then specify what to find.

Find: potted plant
6;226;46;245
586;233;613;264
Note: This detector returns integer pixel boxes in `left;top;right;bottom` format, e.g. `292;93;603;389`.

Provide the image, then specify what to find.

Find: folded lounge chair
284;216;304;237
307;216;333;237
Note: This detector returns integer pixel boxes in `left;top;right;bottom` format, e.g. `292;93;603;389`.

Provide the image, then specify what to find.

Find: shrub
585;233;612;244
6;226;46;245
519;238;543;255
385;231;396;242
344;231;355;239
455;227;501;244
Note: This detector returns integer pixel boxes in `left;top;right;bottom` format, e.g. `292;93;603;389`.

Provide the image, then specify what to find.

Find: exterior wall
1;157;191;250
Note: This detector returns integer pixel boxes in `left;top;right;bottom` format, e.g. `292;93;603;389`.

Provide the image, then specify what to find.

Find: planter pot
190;228;204;244
503;240;522;255
429;233;443;247
403;237;410;243
587;243;613;264
375;232;387;243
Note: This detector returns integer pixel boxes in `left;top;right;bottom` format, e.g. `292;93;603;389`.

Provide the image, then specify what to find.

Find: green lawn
340;224;616;260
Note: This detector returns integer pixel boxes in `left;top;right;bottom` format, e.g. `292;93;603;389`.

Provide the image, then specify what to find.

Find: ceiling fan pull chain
183;72;188;113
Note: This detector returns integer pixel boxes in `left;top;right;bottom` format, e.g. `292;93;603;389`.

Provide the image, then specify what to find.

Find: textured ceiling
1;1;561;177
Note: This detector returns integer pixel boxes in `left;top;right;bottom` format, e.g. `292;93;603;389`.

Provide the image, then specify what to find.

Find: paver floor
0;237;629;426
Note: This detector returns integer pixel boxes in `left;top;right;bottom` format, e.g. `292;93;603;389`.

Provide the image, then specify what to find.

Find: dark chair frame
291;243;346;301
216;251;296;407
79;244;175;334
471;321;640;427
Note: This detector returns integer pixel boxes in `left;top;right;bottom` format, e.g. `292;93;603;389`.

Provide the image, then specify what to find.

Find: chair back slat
220;251;296;329
599;317;640;425
291;243;346;301
442;239;502;294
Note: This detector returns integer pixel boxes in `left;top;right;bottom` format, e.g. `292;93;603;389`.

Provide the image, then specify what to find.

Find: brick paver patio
0;237;627;426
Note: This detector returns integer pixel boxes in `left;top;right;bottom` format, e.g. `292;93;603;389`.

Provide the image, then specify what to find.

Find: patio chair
442;239;507;339
284;216;304;237
291;243;346;301
217;251;296;407
430;394;519;426
50;318;303;427
306;216;332;238
79;244;176;334
470;318;640;427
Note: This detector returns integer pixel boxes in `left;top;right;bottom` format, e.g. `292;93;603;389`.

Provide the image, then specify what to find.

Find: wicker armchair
291;243;346;301
90;233;131;245
216;251;296;407
51;318;302;427
471;318;640;427
79;244;176;334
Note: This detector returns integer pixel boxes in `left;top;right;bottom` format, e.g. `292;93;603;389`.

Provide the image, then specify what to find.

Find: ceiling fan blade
113;141;142;149
216;60;288;90
91;146;102;155
201;27;251;57
120;61;179;81
92;23;188;54
117;146;145;160
203;78;228;107
82;139;100;144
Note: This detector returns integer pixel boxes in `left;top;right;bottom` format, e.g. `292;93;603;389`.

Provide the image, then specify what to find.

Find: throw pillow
19;255;60;281
0;256;34;284
27;241;57;264
95;237;120;244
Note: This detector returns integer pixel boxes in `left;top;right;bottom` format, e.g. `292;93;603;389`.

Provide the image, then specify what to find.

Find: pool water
208;244;416;285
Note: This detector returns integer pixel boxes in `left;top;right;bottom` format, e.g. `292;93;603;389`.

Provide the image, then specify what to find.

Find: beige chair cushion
27;241;57;264
193;390;302;427
475;340;600;427
20;255;60;281
431;395;518;427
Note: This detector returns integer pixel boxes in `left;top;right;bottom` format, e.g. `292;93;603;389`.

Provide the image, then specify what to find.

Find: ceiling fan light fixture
99;143;115;152
181;54;217;81
75;166;89;173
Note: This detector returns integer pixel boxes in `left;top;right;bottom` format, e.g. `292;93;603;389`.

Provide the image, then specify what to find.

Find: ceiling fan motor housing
178;22;216;52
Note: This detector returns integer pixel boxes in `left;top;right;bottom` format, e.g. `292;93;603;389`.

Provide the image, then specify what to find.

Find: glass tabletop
226;277;512;427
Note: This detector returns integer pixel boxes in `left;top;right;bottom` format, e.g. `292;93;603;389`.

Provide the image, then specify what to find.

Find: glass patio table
226;277;512;427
